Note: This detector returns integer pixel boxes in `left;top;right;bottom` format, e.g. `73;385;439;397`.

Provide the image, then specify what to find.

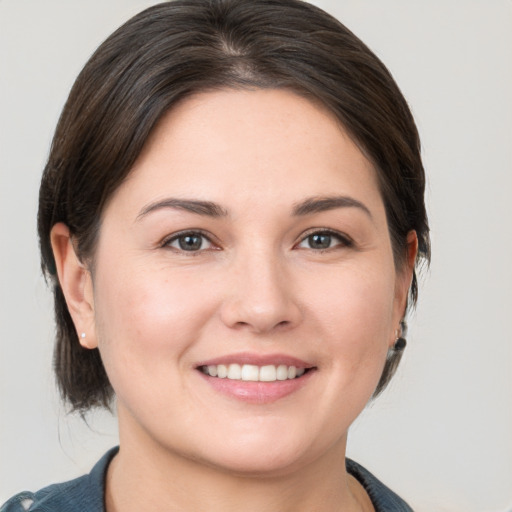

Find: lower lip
197;370;315;404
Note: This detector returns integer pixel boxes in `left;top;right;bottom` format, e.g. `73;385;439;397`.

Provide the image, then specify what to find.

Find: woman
2;0;429;511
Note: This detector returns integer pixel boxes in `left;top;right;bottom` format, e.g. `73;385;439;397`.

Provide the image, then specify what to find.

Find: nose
219;249;302;334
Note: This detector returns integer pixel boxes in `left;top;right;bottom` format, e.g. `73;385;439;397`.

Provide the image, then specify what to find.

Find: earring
393;321;407;351
80;332;86;339
393;336;407;351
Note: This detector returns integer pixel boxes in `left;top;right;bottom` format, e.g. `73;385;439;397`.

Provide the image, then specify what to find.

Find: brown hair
38;0;430;412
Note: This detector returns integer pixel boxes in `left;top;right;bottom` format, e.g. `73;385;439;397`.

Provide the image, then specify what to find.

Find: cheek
91;262;217;394
95;257;213;330
305;261;396;340
302;263;396;388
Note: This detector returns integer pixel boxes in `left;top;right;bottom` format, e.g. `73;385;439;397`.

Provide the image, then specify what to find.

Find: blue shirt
1;448;413;511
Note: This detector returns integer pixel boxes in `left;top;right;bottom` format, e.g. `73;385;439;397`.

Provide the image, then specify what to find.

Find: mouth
198;363;313;382
194;353;316;403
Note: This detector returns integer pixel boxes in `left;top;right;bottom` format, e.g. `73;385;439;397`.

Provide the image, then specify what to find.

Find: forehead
107;88;383;218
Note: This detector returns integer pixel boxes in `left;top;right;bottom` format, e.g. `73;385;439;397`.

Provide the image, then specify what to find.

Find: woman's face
82;89;411;475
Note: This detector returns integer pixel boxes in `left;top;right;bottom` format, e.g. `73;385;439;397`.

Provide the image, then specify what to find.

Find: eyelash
161;228;353;254
161;230;218;254
295;229;354;252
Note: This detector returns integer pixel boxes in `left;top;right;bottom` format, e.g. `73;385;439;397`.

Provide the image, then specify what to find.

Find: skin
52;89;417;512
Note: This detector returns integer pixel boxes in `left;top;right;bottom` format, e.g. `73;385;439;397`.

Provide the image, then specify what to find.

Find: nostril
233;321;250;329
219;290;302;333
233;319;292;332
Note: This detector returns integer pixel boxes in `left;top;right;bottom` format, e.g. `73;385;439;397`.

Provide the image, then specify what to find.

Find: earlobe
398;230;418;307
391;230;419;345
406;230;419;272
50;223;98;349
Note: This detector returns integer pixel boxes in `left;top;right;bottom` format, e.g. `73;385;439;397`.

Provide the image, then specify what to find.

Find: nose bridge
220;243;301;333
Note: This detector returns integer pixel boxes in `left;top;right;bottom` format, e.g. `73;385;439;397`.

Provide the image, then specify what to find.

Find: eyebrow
136;198;229;221
136;195;371;221
292;195;372;218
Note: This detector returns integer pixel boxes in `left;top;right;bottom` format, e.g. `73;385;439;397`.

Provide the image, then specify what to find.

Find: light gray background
1;1;511;511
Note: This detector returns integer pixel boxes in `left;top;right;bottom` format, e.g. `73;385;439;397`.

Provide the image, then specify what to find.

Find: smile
195;353;316;403
199;364;308;382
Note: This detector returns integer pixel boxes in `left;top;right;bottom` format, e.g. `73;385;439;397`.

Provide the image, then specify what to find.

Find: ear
50;223;98;349
392;230;418;341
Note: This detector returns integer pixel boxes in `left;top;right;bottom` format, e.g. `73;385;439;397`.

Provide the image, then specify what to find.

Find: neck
105;413;372;512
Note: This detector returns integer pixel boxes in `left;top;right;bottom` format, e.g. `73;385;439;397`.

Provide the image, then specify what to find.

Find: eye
297;230;352;251
164;231;214;252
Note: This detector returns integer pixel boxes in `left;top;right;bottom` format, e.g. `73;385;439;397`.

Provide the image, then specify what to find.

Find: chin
197;445;313;478
177;421;341;478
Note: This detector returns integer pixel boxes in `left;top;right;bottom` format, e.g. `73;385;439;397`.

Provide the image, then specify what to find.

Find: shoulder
346;459;414;512
1;447;118;512
1;477;91;512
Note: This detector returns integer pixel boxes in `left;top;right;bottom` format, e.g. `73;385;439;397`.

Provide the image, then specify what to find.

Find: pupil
179;235;202;251
310;234;331;249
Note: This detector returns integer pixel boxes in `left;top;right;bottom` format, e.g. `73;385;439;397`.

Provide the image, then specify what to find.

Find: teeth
276;365;288;381
241;364;259;381
201;363;309;381
260;365;276;382
227;364;242;380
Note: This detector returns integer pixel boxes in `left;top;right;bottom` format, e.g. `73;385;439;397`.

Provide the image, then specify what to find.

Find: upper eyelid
159;227;353;249
161;229;218;248
294;229;355;252
297;227;353;243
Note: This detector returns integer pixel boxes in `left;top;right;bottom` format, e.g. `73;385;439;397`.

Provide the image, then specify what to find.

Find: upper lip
195;352;315;369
